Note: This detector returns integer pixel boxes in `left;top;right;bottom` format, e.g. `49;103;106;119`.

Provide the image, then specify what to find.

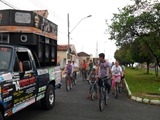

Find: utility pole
67;13;70;59
67;14;92;60
96;41;98;58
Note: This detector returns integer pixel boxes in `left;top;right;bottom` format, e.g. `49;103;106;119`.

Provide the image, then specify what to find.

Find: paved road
8;75;160;120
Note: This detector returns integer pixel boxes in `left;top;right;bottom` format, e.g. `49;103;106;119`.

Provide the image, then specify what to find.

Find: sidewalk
125;80;160;106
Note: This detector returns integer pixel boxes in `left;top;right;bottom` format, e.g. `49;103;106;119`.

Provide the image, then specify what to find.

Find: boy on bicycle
87;68;98;99
96;53;112;94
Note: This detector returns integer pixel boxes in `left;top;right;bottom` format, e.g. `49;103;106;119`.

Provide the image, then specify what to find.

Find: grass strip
125;67;160;100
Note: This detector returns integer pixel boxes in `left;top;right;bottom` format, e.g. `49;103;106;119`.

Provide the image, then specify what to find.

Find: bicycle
82;68;87;81
99;77;109;111
65;73;73;91
72;71;77;85
89;81;97;100
113;75;121;99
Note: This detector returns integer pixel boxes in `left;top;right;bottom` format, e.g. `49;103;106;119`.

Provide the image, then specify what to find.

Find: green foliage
107;0;160;66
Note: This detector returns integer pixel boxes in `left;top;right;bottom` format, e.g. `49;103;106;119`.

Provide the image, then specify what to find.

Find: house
57;44;78;69
77;52;93;63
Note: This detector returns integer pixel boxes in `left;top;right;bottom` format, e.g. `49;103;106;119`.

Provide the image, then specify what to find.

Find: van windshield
0;47;12;71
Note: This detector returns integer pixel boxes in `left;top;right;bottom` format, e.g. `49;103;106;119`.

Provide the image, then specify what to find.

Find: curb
124;80;160;106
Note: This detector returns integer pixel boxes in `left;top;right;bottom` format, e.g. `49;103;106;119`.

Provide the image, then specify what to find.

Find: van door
11;50;37;114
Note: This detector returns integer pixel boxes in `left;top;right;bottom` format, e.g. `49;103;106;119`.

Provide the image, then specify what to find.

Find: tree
114;44;134;66
107;0;160;68
130;38;154;74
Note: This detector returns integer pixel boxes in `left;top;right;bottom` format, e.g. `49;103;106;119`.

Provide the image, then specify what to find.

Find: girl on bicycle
111;60;123;94
87;68;98;99
63;59;73;79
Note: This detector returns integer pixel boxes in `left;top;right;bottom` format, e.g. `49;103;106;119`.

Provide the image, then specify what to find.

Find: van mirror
23;61;31;71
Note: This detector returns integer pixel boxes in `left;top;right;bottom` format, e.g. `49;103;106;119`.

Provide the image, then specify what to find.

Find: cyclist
119;62;126;89
71;60;77;80
79;62;83;76
111;62;115;68
111;60;123;94
63;59;73;80
96;53;112;94
88;60;93;75
82;60;88;80
87;68;98;98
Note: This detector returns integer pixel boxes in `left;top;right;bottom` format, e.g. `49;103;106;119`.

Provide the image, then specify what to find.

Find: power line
29;0;46;9
29;0;56;18
0;0;18;9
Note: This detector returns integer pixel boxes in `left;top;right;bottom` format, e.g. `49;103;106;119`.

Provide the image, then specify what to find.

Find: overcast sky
0;0;132;62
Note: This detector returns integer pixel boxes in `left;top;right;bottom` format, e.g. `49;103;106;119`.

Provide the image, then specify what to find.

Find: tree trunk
132;63;133;67
155;65;158;77
144;41;160;68
146;62;150;74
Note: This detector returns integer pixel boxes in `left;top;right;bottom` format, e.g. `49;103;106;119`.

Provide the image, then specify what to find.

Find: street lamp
67;14;92;59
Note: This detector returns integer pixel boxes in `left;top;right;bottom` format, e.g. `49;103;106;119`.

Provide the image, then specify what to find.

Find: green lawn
125;68;160;100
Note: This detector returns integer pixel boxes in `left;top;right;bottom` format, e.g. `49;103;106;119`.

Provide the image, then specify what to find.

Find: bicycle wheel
115;83;118;99
82;73;85;81
74;76;76;85
70;78;73;89
91;85;95;100
105;90;108;105
74;79;76;85
99;88;105;111
119;81;122;93
73;72;76;85
66;77;70;91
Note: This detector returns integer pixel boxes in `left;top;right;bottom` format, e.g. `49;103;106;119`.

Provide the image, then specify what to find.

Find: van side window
13;56;20;72
17;51;32;71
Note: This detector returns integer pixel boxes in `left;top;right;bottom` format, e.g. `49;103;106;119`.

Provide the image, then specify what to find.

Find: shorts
98;77;111;92
65;73;72;78
112;76;121;87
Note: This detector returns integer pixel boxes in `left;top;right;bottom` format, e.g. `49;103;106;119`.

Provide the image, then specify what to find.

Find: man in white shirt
71;60;77;79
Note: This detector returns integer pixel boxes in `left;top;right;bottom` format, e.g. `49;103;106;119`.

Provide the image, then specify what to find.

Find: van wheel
41;84;55;110
0;111;4;120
